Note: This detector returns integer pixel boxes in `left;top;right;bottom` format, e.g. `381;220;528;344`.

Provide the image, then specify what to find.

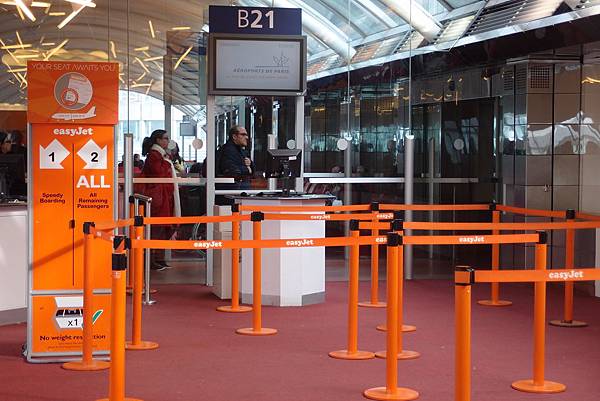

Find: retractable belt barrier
496;204;566;219
454;241;600;400
79;204;585;401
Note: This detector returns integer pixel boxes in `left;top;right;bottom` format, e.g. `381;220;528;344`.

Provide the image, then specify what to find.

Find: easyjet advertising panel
27;61;118;125
27;61;117;361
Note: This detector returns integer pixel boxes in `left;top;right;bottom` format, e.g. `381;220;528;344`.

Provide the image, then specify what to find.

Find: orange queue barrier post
512;232;566;394
550;209;587;328
127;201;135;291
478;203;512;307
364;232;419;401
128;203;157;297
454;266;474;401
359;202;387;308
330;220;375;360
375;221;419;361
125;217;159;351
97;236;142;401
236;212;277;336
62;222;110;372
356;218;414;333
217;204;252;313
372;219;416;334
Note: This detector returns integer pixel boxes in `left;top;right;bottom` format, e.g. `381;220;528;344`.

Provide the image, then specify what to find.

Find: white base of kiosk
236;194;333;307
0;204;27;325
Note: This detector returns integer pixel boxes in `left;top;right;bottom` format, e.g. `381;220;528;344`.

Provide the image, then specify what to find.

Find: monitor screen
209;34;307;96
180;122;196;137
265;149;301;179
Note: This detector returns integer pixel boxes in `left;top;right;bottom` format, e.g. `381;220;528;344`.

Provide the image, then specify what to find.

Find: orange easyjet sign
28;61;117;361
27;61;118;125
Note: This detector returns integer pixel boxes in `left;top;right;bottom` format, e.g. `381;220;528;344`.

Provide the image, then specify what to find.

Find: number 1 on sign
49;152;55;162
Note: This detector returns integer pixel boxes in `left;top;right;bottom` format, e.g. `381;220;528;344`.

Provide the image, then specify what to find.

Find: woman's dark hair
9;130;23;145
0;131;7;144
142;129;167;156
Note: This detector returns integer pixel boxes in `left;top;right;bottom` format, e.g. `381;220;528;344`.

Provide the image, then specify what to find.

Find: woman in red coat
141;129;177;269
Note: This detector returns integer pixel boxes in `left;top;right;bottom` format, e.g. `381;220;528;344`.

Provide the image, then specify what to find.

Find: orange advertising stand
26;61;118;362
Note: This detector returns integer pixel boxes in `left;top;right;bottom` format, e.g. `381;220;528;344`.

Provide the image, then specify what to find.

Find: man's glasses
236;132;248;137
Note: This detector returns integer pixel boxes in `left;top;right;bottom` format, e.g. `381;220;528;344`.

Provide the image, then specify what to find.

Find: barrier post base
549;319;587;328
358;301;387;308
62;360;110;371
236;327;277;336
126;289;157;295
97;397;143;401
363;386;419;401
374;350;420;360
216;305;252;313
125;341;159;351
477;299;512;307
511;380;566;393
376;324;416;333
328;350;375;360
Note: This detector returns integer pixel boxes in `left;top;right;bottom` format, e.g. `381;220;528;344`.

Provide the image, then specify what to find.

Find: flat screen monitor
208;34;307;96
265;149;301;178
0;153;26;198
265;149;302;197
180;122;196;137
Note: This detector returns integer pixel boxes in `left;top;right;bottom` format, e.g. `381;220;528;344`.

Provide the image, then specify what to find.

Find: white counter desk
232;194;334;307
0;203;28;325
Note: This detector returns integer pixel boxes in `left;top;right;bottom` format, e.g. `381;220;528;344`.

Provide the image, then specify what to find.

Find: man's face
233;128;249;147
1;140;12;154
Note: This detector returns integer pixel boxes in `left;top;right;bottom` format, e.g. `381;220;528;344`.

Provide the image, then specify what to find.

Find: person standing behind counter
141;129;181;270
215;125;255;205
219;126;254;186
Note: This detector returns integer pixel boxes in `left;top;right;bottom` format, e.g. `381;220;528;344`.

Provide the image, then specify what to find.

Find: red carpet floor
1;281;600;401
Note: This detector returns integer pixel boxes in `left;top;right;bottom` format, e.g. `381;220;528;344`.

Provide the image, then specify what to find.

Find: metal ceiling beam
378;0;443;42
255;0;356;59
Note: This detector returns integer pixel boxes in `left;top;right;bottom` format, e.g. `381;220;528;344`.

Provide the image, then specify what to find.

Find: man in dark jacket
218;125;254;190
215;125;255;205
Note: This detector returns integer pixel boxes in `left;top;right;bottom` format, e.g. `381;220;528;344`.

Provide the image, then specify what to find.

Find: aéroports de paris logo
255;52;290;69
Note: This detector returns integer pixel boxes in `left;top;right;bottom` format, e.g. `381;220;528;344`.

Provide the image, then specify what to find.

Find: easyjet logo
548;270;584;281
309;215;331;220
193;241;223;249
53;127;94;136
458;236;485;244
285;239;314;247
376;213;394;220
375;236;387;243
